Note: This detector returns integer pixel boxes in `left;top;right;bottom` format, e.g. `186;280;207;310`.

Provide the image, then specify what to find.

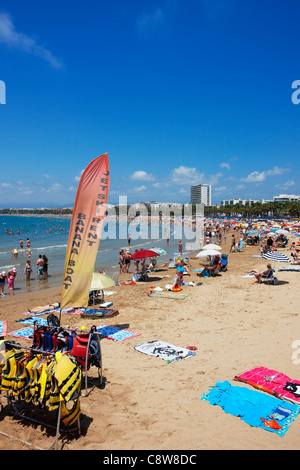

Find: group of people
0;253;49;297
119;249;133;274
119;248;150;275
11;238;32;258
0;267;17;296
25;253;49;281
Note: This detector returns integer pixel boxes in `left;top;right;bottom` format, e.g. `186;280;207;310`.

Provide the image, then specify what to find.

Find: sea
0;214;197;296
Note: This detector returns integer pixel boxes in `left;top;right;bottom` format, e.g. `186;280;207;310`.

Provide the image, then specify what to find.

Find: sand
0;232;300;450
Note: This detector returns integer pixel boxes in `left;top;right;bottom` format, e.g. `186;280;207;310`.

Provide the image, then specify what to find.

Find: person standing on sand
36;255;44;280
267;235;273;252
124;249;131;273
119;250;125;273
133;249;140;273
0;271;5;296
230;234;236;252
178;240;183;255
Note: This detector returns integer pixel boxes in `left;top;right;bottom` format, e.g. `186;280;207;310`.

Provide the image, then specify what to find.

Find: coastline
0;229;300;450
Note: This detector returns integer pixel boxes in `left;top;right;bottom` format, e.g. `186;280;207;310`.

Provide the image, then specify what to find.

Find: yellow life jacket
61;398;81;427
0;350;21;393
54;354;82;402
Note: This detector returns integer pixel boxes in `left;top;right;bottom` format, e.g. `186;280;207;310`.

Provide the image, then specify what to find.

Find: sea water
0;214;196;295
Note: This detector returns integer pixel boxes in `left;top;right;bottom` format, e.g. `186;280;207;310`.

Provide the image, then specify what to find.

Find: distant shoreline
0;212;72;218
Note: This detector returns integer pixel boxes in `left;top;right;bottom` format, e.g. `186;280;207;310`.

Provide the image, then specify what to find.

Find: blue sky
0;0;300;207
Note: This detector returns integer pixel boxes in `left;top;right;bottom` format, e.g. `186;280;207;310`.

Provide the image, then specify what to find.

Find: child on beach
7;275;15;295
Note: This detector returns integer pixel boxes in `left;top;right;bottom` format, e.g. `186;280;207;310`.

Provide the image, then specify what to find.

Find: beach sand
0;232;300;450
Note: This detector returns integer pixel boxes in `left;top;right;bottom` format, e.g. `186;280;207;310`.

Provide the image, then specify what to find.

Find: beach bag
47;313;60;327
272;277;278;285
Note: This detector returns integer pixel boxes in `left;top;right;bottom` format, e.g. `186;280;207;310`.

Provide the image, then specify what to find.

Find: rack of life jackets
0;322;103;450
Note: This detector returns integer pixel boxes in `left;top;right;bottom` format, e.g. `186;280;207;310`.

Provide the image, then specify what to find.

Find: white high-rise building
191;184;211;206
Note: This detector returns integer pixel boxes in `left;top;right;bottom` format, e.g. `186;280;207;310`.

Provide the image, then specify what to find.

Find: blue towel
201;380;300;436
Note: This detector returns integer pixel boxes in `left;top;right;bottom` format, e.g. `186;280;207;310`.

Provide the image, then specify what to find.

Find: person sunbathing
246;263;273;284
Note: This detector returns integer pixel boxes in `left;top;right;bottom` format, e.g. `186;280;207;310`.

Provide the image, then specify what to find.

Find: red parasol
130;249;160;260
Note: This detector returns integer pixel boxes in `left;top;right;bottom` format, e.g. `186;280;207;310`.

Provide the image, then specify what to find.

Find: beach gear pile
0;342;82;427
0;312;103;438
201;366;300;436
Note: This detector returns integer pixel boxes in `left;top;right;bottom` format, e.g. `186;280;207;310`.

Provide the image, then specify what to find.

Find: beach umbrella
275;229;289;236
90;272;115;290
130;249;160;260
262;252;291;263
196;249;221;258
151;247;167;256
201;244;222;251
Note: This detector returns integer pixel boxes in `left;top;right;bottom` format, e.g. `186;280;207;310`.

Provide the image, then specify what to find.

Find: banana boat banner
60;153;110;309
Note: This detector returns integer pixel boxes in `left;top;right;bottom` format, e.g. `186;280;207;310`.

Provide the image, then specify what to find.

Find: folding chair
262;269;278;285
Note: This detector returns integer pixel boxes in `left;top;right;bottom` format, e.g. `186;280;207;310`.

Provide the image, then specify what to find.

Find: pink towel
235;366;300;404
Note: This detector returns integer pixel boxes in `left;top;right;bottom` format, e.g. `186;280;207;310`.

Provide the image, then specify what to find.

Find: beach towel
95;324;140;342
0;321;8;337
24;303;60;315
134;340;196;363
279;266;300;271
17;316;48;326
24;307;61;316
235;366;300;405
201;380;300;436
9;327;33;341
66;308;119;318
148;292;189;300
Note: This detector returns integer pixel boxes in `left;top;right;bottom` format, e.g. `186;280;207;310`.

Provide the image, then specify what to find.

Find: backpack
47;313;60;327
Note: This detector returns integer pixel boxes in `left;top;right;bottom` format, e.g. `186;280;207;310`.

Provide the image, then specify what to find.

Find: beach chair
262;269;278;285
210;263;222;277
88;289;104;305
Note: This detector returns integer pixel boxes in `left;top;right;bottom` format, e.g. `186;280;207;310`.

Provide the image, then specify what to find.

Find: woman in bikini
24;259;32;281
119;250;125;273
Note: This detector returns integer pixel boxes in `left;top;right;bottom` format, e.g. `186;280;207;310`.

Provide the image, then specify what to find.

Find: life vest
61;398;81;427
46;374;61;411
68;333;90;369
54;354;81;402
0;350;21;393
25;355;39;402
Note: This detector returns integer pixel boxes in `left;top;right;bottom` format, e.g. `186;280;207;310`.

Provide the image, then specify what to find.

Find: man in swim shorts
36;254;45;280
